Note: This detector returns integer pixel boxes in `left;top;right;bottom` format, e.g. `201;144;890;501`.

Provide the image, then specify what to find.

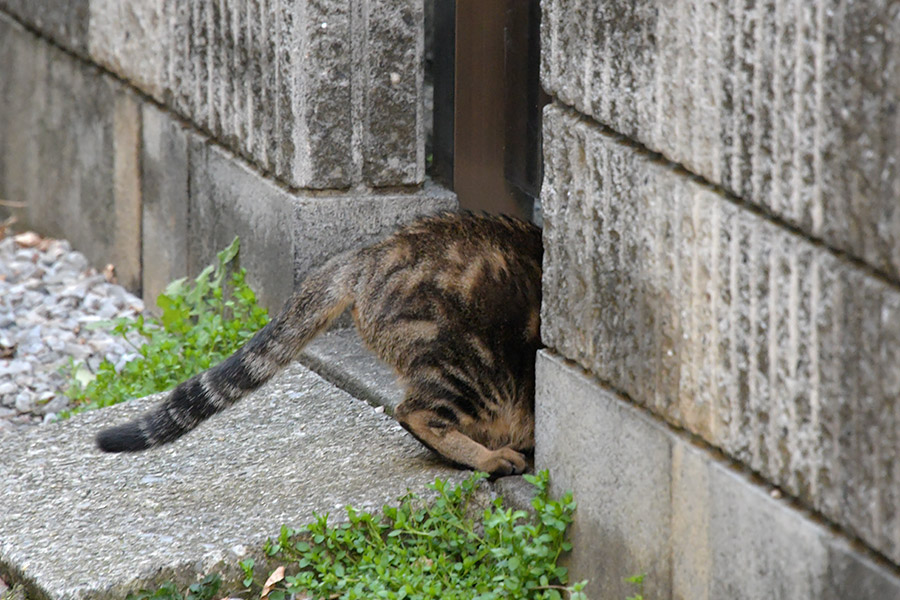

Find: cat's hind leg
393;391;527;478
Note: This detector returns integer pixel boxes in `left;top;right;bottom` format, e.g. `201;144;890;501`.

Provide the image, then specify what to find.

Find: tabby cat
96;212;543;477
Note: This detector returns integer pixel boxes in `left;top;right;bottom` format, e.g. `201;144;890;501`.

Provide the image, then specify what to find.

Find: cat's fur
96;212;543;477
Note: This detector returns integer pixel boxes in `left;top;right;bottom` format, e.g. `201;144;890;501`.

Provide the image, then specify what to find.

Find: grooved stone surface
88;0;167;98
0;14;142;291
359;0;425;186
81;0;424;189
0;363;461;600
0;0;89;55
542;0;900;279
536;351;900;600
541;103;900;564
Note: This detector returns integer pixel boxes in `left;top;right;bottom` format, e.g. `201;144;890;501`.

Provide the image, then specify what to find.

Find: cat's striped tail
95;251;359;453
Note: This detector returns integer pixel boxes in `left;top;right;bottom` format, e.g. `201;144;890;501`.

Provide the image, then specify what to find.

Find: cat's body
96;212;543;477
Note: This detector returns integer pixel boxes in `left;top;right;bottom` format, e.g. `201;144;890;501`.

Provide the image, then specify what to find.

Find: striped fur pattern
96;212;543;477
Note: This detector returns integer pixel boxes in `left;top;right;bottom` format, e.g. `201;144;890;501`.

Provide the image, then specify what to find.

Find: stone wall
537;1;900;598
542;0;900;278
0;0;452;307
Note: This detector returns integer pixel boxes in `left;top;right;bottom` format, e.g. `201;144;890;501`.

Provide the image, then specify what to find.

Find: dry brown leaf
103;263;117;284
0;215;17;240
260;565;285;599
13;231;41;248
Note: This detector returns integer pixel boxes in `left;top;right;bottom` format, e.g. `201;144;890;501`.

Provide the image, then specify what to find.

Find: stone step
297;329;536;511
299;327;405;413
0;362;465;599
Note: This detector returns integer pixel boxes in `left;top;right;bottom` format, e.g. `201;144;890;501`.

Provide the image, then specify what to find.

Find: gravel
0;231;146;435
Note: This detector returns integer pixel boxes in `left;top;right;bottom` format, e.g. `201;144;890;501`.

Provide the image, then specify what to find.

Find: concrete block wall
0;0;451;310
1;0;424;190
538;352;900;600
538;1;900;597
542;0;900;279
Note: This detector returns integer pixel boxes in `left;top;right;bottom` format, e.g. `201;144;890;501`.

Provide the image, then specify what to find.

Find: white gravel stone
0;231;148;435
14;392;34;413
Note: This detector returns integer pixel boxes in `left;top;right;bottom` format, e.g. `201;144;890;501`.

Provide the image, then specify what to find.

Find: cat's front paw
478;447;528;479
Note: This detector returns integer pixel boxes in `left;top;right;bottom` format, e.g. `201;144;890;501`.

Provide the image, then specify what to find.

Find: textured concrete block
263;0;354;188
8;0;426;190
537;350;900;599
188;140;455;312
79;0;424;190
535;352;672;600
141;104;191;308
170;0;353;189
0;0;89;54
359;0;425;186
541;103;900;563
542;0;900;279
0;15;142;291
88;0;168;99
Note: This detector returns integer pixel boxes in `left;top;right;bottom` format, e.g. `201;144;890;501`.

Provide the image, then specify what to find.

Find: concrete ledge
0;362;464;600
536;350;900;600
184;135;456;312
298;329;539;514
290;329;541;513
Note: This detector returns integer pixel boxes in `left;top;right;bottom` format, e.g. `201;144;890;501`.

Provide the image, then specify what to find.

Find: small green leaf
62;236;269;417
217;236;241;266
